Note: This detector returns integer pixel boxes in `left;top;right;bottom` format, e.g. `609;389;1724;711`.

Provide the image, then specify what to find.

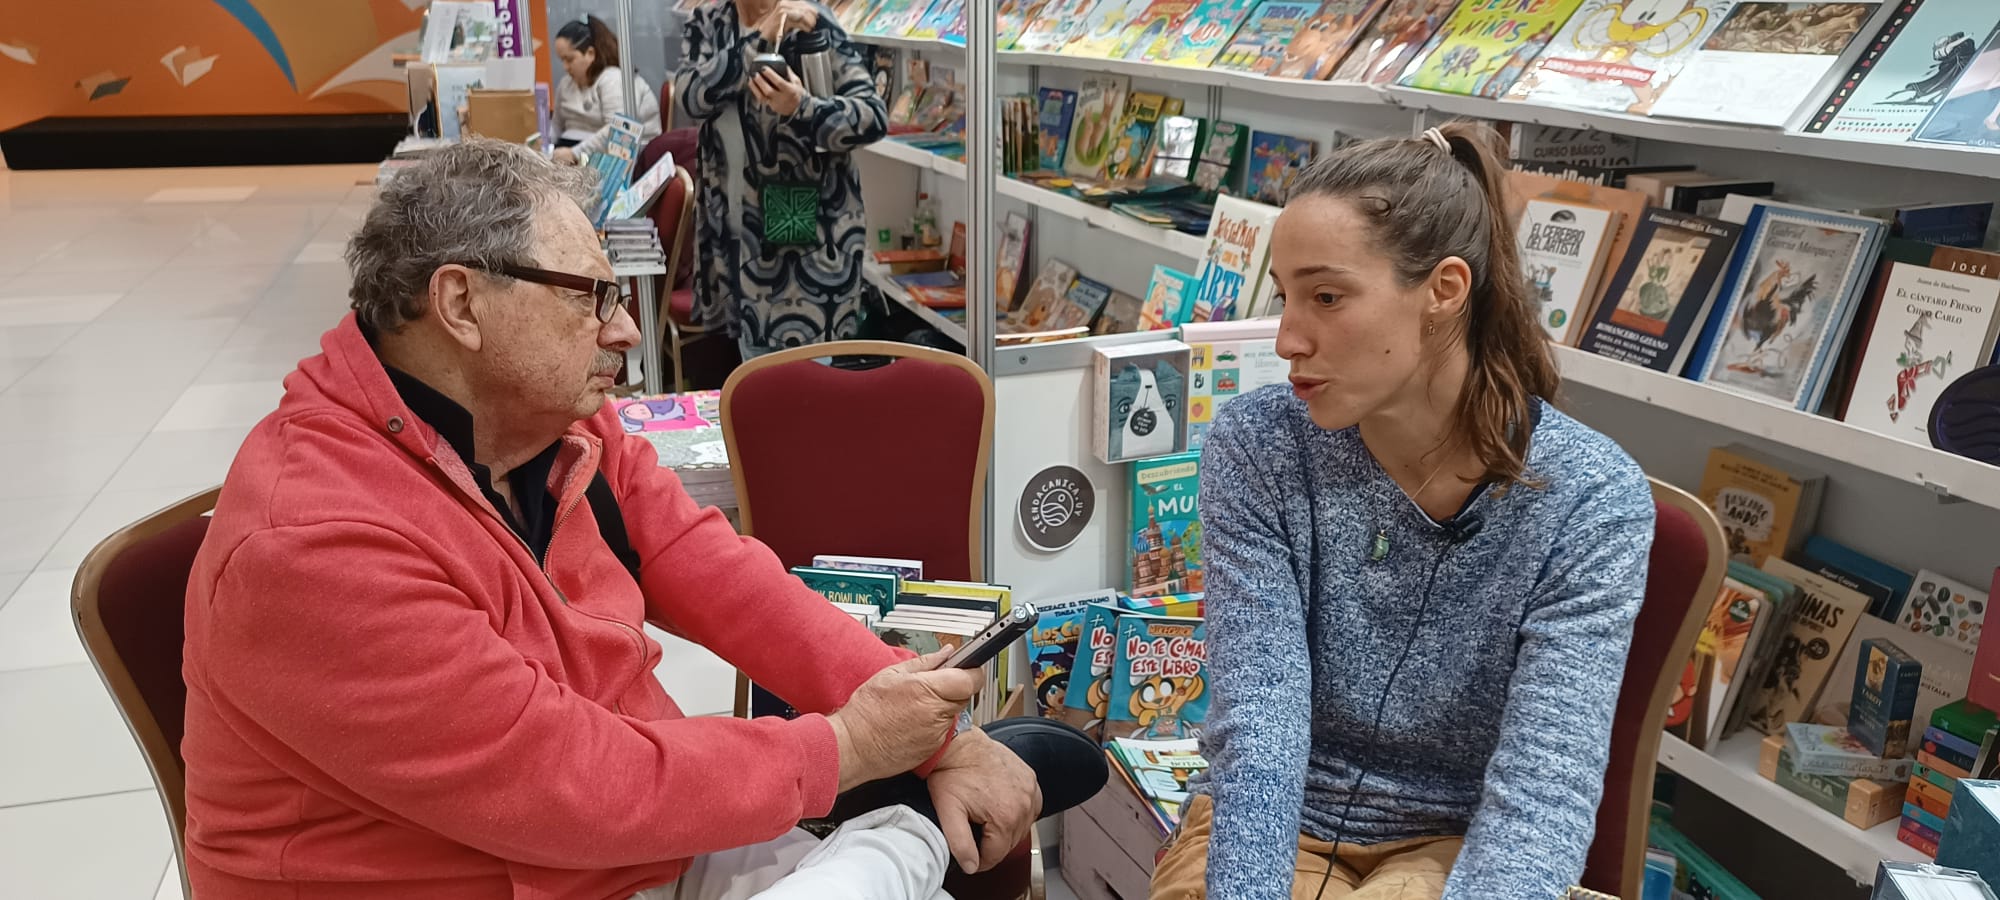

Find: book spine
1789;750;1913;782
1918;750;1972;781
1912;761;1960;793
1904;800;1949;835
1922;727;1981;771
1775;749;1850;818
1899;816;1941;857
1906;779;1952;819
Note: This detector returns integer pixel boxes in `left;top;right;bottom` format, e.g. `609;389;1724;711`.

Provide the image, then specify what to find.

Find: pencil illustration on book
1620;240;1704;331
1882;311;1955;424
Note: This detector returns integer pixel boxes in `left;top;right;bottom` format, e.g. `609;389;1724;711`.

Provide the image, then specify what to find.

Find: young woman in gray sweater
1151;122;1655;900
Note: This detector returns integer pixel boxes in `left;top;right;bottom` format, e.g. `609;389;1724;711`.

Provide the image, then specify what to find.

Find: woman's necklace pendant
1370;529;1390;561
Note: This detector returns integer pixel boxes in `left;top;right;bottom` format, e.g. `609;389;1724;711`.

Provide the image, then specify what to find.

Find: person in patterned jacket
675;0;886;360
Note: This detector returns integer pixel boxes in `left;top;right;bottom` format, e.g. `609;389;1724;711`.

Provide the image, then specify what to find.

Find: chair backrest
654;164;696;294
71;486;219;893
721;340;994;582
1582;478;1727;899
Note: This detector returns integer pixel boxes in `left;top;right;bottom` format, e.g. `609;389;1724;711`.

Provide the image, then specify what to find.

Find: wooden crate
1060;781;1166;900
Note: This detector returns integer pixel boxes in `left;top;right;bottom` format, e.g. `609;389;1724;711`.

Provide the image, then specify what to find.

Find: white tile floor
0;163;748;898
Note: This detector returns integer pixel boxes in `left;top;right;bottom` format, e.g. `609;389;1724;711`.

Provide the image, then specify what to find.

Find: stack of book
1107;737;1208;836
1901;700;2000;856
602;218;665;273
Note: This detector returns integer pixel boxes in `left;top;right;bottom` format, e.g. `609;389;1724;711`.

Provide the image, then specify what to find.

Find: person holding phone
674;0;888;360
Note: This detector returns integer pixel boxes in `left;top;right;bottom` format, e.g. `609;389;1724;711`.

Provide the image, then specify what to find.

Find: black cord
1313;538;1454;900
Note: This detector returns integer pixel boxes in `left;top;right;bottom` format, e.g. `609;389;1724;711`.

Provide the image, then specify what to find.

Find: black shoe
821;718;1108;830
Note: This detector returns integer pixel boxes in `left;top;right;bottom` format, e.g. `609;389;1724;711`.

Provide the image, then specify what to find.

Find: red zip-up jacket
181;314;916;899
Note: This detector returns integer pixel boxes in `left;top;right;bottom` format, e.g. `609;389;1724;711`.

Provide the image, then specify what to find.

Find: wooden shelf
1657;733;1926;884
1554;346;2000;511
862;260;967;345
862;141;1207;261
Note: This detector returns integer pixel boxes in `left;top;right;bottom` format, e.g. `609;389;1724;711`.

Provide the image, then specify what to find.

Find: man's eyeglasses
461;263;625;322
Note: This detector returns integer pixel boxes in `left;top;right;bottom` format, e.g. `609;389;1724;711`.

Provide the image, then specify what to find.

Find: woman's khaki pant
1150;795;1463;900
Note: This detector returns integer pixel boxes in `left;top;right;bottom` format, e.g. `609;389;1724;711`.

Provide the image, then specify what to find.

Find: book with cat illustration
1578;208;1742;374
1094;340;1192;463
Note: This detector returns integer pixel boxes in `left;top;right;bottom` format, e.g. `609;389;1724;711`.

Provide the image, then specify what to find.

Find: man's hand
749;66;809;118
927;728;1042;874
552;147;578;165
754;1;820;45
827;649;980;792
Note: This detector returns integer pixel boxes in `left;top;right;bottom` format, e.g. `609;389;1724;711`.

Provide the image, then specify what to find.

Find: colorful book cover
1696;443;1824;563
1840;240;2000;445
1158;0;1260;66
1668;575;1765;748
1851;636;1924;757
1809;1;2000;141
998;0;1053;48
1018;0;1099;50
1786;723;1916;779
1517;197;1619;345
1063;75;1132;179
1189;194;1282;321
1397;0;1586;97
1650;2;1885;128
1029;589;1120;716
1072;0;1156;56
1036;87;1079;172
1049;274;1116;331
1186;332;1287;449
1743;558;1871;735
1692;204;1886;411
791;566;901;613
1117;0;1202;61
1272;0;1390;80
1105;613;1211;740
1215;0;1325;72
1800;535;1915;621
1896;570;1987;657
1061;602;1125;736
1094;291;1148;335
1245;130;1318;205
1106;92;1170;181
861;0;921;34
996;212;1034;313
1108;738;1208;830
1578;208;1742;374
1192;121;1249;195
1095;341;1193;462
1130;451;1204;596
1334;0;1461;83
909;0;963;39
1141;265;1200;329
1507;0;1733;115
1012;259;1080;331
1911;19;2000;150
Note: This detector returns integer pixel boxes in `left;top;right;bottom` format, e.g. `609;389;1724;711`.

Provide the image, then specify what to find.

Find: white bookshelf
862;260;968;344
1656;733;1927;884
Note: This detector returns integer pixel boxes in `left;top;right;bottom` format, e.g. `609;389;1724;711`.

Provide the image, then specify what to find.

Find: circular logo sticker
1018;465;1094;552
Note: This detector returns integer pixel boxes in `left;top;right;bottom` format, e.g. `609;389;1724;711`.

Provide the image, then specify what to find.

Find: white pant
630;806;954;900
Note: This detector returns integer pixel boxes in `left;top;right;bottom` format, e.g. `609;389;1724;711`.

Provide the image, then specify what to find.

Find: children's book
1506;0;1733;115
995;212;1034;313
1192;121;1250;196
1840;240;2000;444
1011;259;1081;331
1106;93;1172;182
1743;557;1871;735
1151;115;1204;178
1696;442;1827;564
860;0;921;35
1690;201;1888;411
1577;208;1743;374
1245;130;1317;206
1130;451;1203;596
1061;603;1126;737
1651;1;1888;129
1118;0;1202;61
1017;0;1099;50
909;0;964;39
1806;1;2000;141
1108;738;1208;831
1333;0;1461;84
610;391;727;467
1397;0;1586;98
1028;590;1120;717
1049;274;1116;331
1035;87;1079;172
1157;0;1260;67
1272;0;1389;80
1105;613;1211;740
1063;75;1132;179
1911;19;2000;150
1095;291;1148;335
1215;0;1325;73
1072;0;1156;56
1189;194;1282;322
1184;320;1287;449
1516;197;1620;345
997;0;1052;48
1096;342;1193;462
1141;265;1201;329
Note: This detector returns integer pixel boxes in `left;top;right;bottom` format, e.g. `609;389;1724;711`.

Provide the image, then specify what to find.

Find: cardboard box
464;89;536;143
1061;768;1163;900
1851;638;1923;757
1760;736;1902;828
1092;341;1191;465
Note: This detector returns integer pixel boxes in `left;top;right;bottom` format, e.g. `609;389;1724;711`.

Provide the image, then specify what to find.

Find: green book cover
1934;698;2000;744
790;566;900;613
1397;0;1586;98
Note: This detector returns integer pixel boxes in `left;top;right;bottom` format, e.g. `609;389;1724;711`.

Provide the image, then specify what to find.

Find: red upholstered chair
71;487;220;900
721;340;1037;900
644;164;703;392
1581;478;1728;899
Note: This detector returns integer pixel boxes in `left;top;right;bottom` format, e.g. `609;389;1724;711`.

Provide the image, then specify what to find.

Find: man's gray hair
346;137;595;334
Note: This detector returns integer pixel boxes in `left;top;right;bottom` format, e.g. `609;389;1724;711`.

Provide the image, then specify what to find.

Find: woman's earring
1425;318;1436;337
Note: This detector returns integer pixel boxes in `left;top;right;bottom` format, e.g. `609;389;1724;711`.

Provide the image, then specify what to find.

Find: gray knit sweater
1194;386;1653;900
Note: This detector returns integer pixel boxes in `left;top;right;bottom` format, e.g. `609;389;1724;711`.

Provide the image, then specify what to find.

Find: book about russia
1214;0;1326;74
1105;613;1211;741
1839;239;2000;445
1803;0;2000;142
1189;195;1282;322
1396;0;1588;99
1332;0;1462;84
1689;202;1887;411
1130;451;1204;596
1504;0;1733;115
1577;208;1743;374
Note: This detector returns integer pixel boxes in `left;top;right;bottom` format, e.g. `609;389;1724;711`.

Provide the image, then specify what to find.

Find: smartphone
945;604;1039;670
750;53;789;80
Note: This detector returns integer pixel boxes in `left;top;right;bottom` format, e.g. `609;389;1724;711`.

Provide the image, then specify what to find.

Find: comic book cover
1157;0;1261;67
998;0;1053;48
1028;590;1121;717
1214;1;1325;73
1246;130;1318;205
1061;603;1126;737
1105;613;1211;741
1072;0;1157;56
1506;0;1733;115
1399;0;1587;97
1332;0;1466;84
1116;0;1202;61
1272;0;1390;80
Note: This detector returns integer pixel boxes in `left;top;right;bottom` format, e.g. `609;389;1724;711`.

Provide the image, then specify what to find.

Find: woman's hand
552;147;579;166
749;66;810;118
754;0;820;45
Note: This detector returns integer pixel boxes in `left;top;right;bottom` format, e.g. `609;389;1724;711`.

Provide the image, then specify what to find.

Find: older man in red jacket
181;138;1097;900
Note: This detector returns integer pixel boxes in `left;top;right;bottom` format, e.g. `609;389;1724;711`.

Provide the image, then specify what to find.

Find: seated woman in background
551;15;661;164
1150;122;1654;900
675;0;886;360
